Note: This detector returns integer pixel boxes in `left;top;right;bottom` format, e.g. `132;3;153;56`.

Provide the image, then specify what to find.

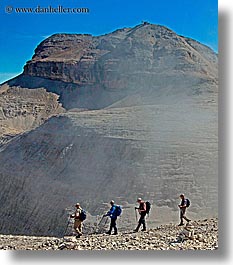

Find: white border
0;0;231;264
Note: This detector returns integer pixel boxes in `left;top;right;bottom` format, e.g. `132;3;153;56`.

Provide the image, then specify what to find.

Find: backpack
79;209;87;221
115;205;122;216
185;198;190;208
145;201;151;215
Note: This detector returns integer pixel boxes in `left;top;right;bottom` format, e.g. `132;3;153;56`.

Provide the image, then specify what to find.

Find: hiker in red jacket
134;198;147;232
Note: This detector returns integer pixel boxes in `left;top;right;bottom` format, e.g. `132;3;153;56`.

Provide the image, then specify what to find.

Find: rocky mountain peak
22;23;217;91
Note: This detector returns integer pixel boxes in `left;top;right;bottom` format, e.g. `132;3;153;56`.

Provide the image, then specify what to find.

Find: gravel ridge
0;218;217;250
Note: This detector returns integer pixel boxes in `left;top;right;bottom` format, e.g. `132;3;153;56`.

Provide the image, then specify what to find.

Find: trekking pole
98;215;105;226
135;208;138;222
100;215;108;228
97;215;107;234
63;216;71;237
104;216;108;226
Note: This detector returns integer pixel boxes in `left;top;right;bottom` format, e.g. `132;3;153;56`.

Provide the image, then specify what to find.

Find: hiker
70;203;83;238
178;194;191;226
104;200;118;235
134;198;147;232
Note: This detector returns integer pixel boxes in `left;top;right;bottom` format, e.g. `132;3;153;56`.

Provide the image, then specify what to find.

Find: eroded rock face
0;84;64;143
24;34;100;85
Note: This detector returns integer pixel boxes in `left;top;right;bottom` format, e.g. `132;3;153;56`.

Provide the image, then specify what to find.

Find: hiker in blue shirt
104;200;118;235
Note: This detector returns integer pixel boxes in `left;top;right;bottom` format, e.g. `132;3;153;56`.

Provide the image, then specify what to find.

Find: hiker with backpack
133;198;149;232
104;200;121;235
178;194;191;226
70;202;86;238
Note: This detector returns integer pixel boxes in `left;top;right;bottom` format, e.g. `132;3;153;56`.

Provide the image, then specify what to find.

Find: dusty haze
0;23;218;237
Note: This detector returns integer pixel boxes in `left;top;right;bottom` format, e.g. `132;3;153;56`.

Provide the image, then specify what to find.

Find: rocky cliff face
0;23;218;237
0;83;64;145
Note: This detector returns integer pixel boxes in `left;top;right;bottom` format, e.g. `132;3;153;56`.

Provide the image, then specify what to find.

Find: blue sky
0;0;218;84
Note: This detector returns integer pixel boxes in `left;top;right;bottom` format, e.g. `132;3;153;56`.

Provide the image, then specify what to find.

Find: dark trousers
108;218;117;234
135;214;146;231
180;208;190;223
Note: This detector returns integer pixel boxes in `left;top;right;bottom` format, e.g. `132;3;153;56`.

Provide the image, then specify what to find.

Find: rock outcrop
0;23;218;237
0;84;64;144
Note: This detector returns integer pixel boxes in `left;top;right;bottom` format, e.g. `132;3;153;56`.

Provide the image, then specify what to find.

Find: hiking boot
76;234;81;239
133;229;138;232
106;231;111;235
141;229;146;232
178;223;184;226
113;232;118;235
